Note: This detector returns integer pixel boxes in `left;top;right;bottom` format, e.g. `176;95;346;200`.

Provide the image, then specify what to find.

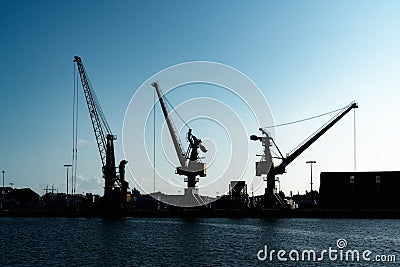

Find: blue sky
0;0;399;196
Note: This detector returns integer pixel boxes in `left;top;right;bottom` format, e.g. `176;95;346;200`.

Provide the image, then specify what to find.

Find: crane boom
273;101;358;175
151;82;186;167
73;56;113;167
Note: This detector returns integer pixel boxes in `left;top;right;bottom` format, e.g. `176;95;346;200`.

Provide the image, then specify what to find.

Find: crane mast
73;56;129;209
151;82;206;190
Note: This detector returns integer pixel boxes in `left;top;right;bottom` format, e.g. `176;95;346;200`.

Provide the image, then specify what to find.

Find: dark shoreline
2;208;400;219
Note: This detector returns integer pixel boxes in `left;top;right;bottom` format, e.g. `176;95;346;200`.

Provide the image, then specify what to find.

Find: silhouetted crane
73;56;130;211
252;101;358;208
151;82;206;195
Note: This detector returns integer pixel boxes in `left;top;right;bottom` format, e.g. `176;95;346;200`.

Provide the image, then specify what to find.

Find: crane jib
274;101;358;175
73;56;113;168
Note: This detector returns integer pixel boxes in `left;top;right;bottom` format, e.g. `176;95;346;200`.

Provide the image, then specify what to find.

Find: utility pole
64;164;72;198
306;161;316;192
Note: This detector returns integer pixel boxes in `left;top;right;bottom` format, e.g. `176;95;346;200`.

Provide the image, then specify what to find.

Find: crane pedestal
179;164;205;191
184;187;199;196
182;187;205;206
183;174;200;188
179;175;205;206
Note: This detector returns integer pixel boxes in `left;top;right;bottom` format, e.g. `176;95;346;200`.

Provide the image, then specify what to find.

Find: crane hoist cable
156;85;191;150
157;84;191;130
72;63;79;197
262;106;346;129
153;84;156;193
86;78;113;135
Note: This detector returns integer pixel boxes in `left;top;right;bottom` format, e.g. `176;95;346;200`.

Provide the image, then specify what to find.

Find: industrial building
319;171;400;209
0;187;39;209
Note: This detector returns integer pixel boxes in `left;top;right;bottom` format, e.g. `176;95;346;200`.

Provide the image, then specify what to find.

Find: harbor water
0;217;399;266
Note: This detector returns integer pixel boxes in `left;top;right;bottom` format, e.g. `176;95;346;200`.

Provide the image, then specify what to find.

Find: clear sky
0;0;399;196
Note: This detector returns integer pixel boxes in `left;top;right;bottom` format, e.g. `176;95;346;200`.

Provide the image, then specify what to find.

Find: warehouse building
319;171;400;209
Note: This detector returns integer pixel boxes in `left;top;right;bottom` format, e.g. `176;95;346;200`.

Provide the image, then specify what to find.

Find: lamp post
64;164;72;198
306;161;316;192
2;170;4;196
